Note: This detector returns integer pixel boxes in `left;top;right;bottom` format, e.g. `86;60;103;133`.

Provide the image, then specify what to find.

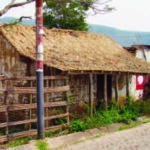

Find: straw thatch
0;25;150;73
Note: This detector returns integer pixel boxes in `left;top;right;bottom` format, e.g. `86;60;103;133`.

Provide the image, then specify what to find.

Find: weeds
6;137;31;147
37;140;49;150
69;120;86;132
69;97;150;132
119;120;150;131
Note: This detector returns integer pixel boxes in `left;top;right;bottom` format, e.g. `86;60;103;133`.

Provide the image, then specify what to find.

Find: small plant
67;94;74;104
37;140;49;150
9;137;30;147
85;104;90;113
70;120;86;132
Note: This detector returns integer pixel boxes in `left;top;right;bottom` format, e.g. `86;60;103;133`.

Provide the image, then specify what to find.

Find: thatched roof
0;25;150;74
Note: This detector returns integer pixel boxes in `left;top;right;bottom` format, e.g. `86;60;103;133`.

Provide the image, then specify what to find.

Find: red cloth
136;75;144;90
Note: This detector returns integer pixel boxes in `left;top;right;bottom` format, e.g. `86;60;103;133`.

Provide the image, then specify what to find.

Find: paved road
59;123;150;150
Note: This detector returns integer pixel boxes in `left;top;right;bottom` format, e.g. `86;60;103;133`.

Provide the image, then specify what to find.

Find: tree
0;0;35;17
0;0;113;28
43;0;114;31
0;0;35;26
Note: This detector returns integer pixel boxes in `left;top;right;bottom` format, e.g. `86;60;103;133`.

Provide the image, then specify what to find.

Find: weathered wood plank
126;73;130;98
0;123;7;128
0;113;69;127
4;91;9;141
6;86;70;94
0;135;7;143
29;80;33;130
0;88;6;92
65;76;70;124
115;74;119;102
0;101;68;112
0;106;7;112
0;124;68;143
104;74;108;109
0;76;68;81
89;73;93;116
46;79;49;127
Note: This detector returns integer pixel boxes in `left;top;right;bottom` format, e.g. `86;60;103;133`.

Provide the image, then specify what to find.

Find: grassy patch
37;140;49;150
119;122;142;131
119;119;150;131
4;137;31;147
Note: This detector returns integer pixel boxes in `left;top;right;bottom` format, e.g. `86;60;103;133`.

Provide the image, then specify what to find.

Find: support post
126;73;129;98
29;80;33;130
104;74;108;109
36;0;44;139
4;91;9;141
115;74;119;102
46;79;49;127
89;73;93;116
65;76;70;124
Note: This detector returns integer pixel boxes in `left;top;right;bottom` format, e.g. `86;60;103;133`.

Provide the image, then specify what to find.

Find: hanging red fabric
136;75;144;90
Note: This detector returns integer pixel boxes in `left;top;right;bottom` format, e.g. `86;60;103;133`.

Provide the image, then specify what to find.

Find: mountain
89;24;150;46
0;17;150;47
0;17;35;26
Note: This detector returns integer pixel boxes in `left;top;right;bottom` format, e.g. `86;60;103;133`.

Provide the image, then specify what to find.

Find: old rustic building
1;25;150;142
0;25;150;108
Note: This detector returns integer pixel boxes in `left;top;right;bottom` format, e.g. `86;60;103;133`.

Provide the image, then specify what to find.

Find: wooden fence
0;75;70;143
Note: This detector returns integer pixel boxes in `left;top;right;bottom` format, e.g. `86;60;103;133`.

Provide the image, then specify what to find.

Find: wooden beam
65;76;70;124
115;74;119;102
6;86;70;94
0;76;69;81
89;73;93;116
0;101;68;112
104;74;108;109
0;113;69;128
4;91;9;141
126;73;130;98
0;124;68;143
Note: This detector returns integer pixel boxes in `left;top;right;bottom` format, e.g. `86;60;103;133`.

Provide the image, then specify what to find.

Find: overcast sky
1;0;150;31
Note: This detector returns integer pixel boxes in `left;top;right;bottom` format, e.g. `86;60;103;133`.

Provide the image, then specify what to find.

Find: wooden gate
0;75;70;143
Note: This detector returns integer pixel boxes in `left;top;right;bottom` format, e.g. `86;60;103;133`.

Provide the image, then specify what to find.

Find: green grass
119;122;142;131
119;119;150;131
5;137;31;147
37;140;49;150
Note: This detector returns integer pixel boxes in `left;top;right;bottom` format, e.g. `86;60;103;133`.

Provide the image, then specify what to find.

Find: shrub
70;120;86;132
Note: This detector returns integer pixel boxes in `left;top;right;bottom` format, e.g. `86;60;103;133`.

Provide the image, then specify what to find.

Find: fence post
104;74;108;109
115;74;119;103
89;73;93;116
29;80;33;130
65;76;70;124
4;91;9;141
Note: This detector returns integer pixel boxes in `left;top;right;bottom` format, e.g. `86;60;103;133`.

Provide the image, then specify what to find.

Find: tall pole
36;0;44;139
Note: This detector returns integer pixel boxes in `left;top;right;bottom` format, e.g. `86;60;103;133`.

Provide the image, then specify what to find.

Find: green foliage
43;0;93;31
69;97;150;132
70;120;86;132
119;122;142;131
37;140;49;150
54;117;67;125
66;93;74;103
85;103;90;113
9;137;30;147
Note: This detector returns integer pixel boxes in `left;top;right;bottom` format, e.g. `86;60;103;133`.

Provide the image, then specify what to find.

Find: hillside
0;17;150;46
89;24;150;46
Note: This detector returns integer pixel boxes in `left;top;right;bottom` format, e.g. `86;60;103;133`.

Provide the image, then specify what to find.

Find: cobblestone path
59;123;150;150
